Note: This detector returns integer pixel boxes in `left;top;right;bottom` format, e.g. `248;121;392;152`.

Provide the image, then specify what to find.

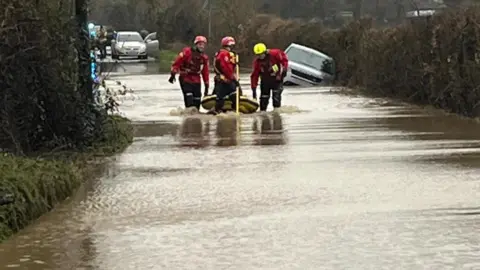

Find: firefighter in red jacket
168;36;209;110
210;36;239;114
250;43;288;111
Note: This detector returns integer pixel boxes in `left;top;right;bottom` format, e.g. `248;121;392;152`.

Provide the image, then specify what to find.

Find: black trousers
260;80;283;111
213;80;242;96
179;78;201;110
215;81;237;112
97;40;107;59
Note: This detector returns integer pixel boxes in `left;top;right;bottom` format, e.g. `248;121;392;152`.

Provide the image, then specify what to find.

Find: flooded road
1;62;480;269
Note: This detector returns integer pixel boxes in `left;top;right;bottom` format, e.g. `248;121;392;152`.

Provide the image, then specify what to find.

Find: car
144;32;159;57
283;43;336;87
111;31;148;60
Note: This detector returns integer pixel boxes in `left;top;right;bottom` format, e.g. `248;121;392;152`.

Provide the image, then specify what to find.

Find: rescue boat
201;95;259;114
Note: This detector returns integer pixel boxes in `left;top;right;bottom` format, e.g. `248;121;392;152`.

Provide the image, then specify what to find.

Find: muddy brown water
1;64;480;269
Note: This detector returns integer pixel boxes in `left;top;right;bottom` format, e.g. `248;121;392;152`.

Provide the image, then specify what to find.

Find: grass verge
0;115;133;242
158;50;177;73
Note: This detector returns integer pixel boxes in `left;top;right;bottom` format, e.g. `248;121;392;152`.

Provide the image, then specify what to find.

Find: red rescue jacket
213;49;237;83
171;47;209;85
250;49;288;89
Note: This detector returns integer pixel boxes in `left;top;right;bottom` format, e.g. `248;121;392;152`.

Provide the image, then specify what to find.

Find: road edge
0;115;134;242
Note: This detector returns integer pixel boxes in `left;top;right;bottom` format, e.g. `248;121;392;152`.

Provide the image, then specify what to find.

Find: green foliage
0;154;81;242
158;50;178;72
0;0;98;155
240;8;480;117
92;115;134;155
0;0;134;242
0;116;133;242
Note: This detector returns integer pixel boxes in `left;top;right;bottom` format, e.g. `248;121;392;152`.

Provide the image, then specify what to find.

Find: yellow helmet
253;43;267;55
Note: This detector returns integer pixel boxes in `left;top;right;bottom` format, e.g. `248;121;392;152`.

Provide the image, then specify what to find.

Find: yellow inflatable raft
201;95;259;114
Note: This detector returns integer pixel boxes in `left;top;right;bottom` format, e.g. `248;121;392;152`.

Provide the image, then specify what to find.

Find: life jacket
180;47;205;75
213;49;236;82
258;54;274;76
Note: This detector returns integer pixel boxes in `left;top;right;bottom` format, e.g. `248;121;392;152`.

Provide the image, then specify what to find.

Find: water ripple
1;72;480;269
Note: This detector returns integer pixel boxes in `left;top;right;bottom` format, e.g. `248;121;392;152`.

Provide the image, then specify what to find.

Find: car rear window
117;33;143;42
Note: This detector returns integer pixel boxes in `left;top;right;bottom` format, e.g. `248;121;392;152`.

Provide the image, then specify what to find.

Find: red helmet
194;36;207;44
221;36;235;47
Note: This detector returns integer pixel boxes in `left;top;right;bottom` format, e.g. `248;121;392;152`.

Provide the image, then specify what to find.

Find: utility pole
208;0;212;41
75;0;93;100
201;0;213;40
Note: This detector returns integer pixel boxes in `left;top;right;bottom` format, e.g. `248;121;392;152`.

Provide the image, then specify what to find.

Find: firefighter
210;36;239;114
168;36;209;110
250;43;288;111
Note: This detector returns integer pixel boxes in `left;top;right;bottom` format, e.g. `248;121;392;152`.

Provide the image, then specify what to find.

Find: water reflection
252;112;286;146
99;58;158;75
133;121;178;137
79;226;97;269
377;113;480;141
215;117;238;147
177;117;210;148
347;109;480;168
5;73;480;269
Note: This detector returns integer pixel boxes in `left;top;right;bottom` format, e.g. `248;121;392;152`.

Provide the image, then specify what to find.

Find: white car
283;43;336;87
111;31;148;60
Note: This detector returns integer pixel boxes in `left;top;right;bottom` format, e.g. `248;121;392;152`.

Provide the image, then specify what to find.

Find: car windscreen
286;47;334;75
117;33;143;42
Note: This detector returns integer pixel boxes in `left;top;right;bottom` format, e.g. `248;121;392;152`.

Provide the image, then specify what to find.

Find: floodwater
1;61;480;270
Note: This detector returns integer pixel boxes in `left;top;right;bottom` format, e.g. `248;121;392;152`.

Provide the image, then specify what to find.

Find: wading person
250;43;288;111
209;36;239;115
169;36;209;110
96;25;107;59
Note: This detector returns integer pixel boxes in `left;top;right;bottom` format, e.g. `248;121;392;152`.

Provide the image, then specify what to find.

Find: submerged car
283;43;336;86
111;31;148;60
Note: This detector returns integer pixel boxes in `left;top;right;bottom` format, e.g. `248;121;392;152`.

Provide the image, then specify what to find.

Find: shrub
0;0;100;155
238;8;480;117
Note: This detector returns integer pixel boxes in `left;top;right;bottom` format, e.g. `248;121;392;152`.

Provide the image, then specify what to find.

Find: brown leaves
236;8;480;117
